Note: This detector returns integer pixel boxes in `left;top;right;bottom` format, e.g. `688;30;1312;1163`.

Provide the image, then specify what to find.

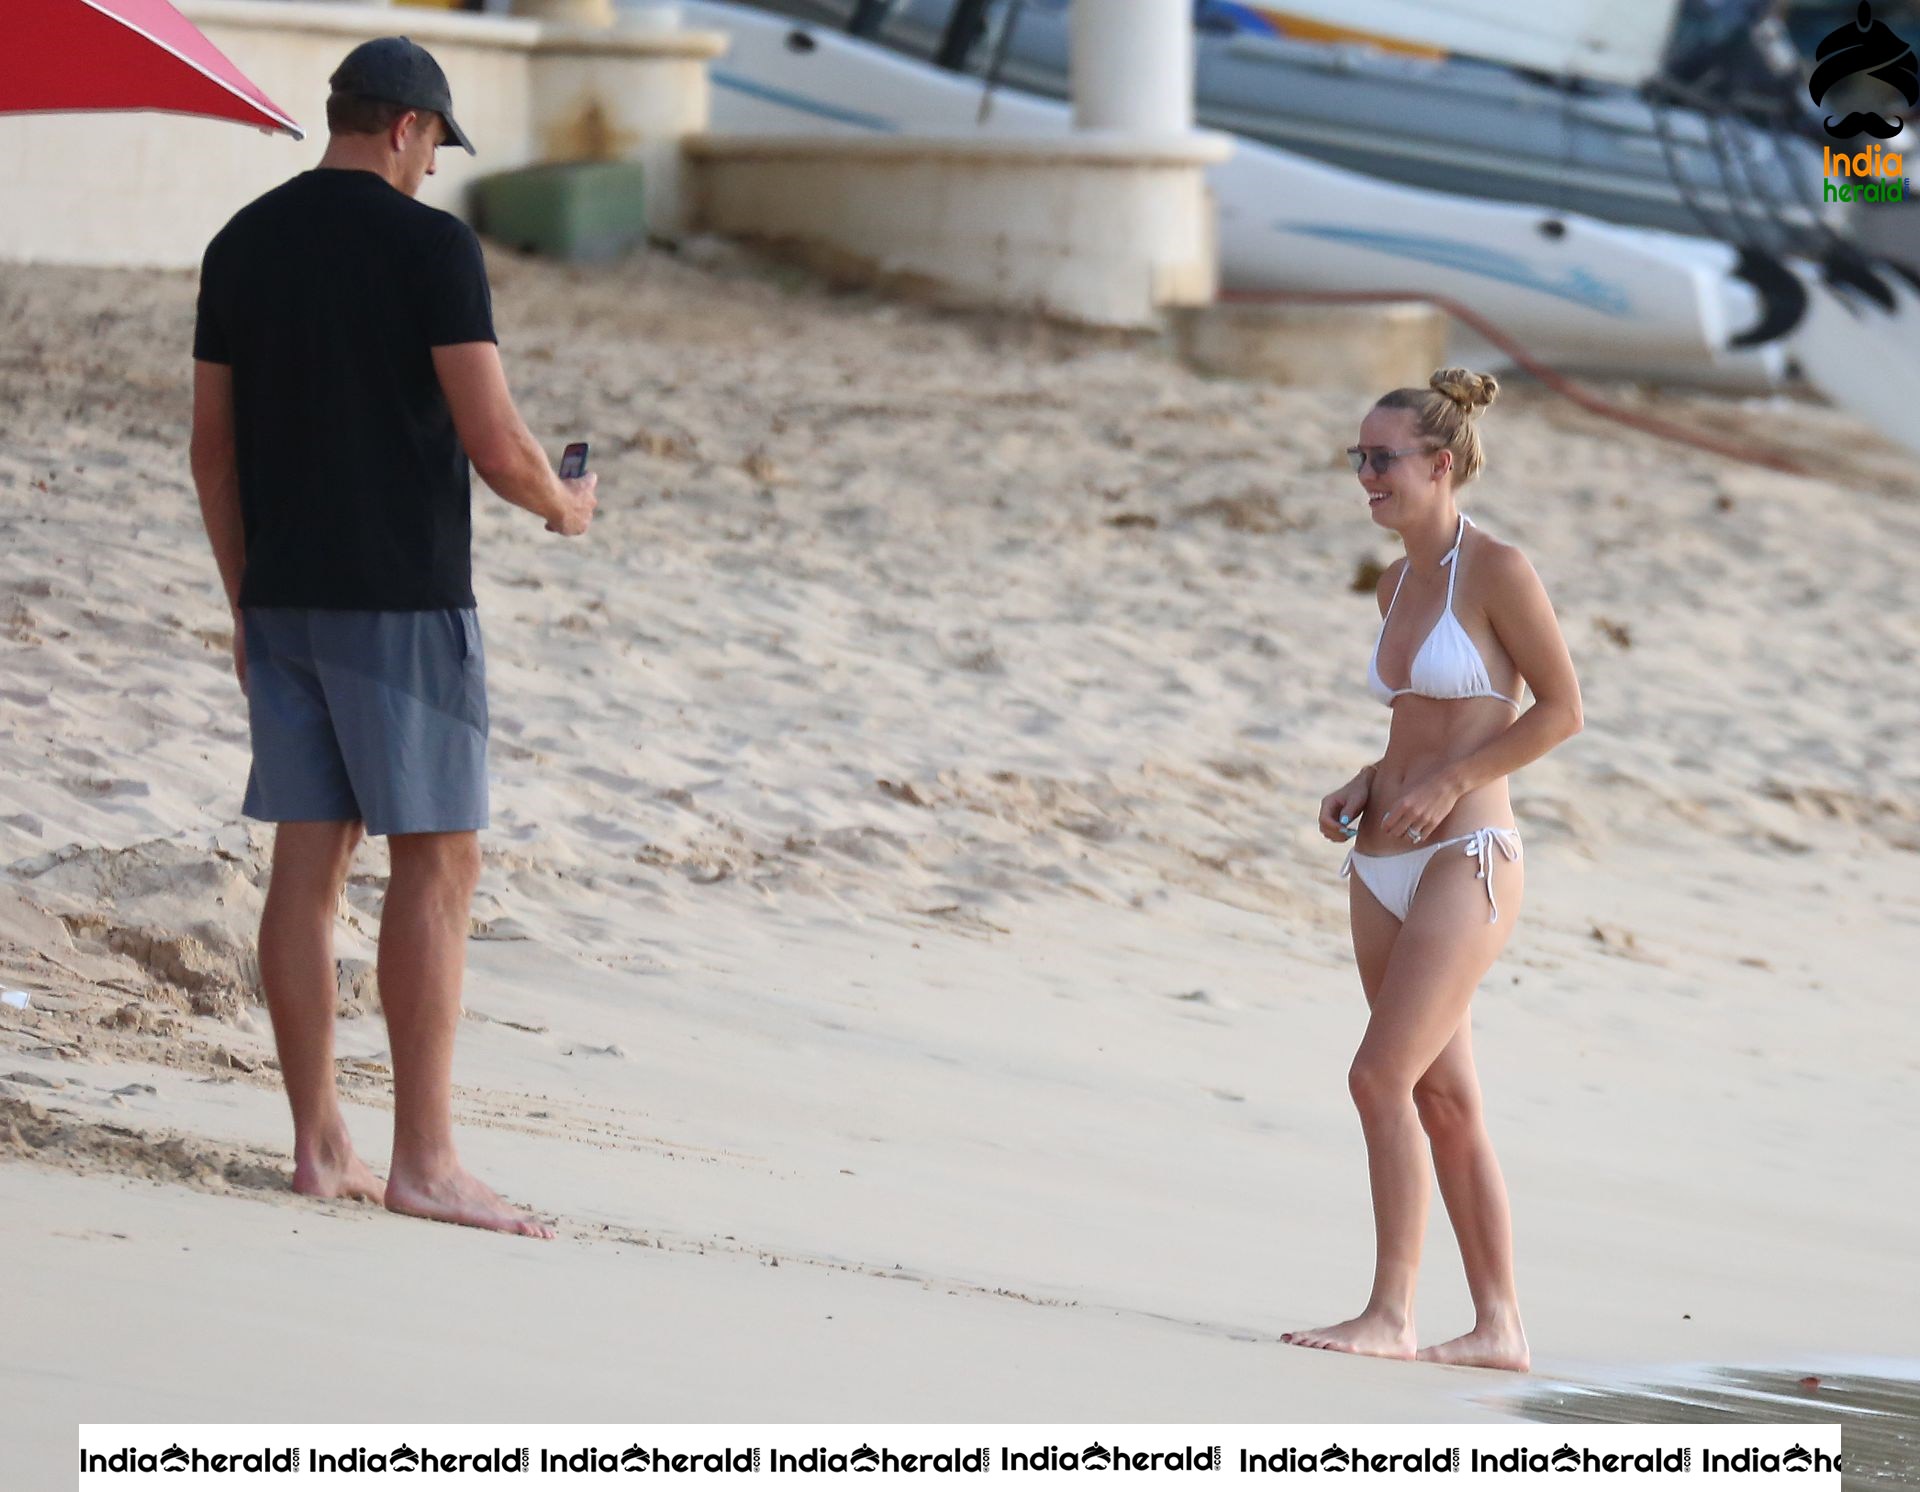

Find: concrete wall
0;0;723;268
526;24;716;244
1171;300;1450;392
686;132;1231;328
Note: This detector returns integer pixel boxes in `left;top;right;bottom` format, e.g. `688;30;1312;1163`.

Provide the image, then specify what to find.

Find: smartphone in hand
559;441;590;480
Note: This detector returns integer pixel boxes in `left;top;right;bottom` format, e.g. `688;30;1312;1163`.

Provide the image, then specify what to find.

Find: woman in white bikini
1282;368;1583;1371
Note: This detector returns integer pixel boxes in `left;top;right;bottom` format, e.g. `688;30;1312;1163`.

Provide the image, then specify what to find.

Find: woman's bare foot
1416;1321;1531;1372
385;1162;556;1239
1281;1311;1417;1360
292;1134;386;1205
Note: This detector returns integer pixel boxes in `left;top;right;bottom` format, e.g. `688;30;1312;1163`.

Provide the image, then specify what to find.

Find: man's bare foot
292;1139;386;1205
1281;1312;1417;1360
385;1162;556;1239
1416;1322;1531;1372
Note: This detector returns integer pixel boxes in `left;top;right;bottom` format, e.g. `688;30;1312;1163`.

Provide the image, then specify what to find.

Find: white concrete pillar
528;29;723;238
1068;0;1193;134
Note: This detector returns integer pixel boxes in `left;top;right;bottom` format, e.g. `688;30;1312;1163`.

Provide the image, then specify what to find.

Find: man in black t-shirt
190;37;597;1240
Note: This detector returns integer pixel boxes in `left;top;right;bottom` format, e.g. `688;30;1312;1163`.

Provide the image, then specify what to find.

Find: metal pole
935;0;995;71
848;0;891;38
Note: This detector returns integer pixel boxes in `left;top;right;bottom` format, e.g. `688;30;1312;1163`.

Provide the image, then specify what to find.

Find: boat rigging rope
1216;286;1808;474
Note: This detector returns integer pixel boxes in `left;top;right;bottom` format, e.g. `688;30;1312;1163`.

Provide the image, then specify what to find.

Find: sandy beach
2;241;1917;1476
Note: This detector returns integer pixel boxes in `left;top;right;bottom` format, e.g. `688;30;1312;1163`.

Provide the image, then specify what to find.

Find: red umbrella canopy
2;0;303;138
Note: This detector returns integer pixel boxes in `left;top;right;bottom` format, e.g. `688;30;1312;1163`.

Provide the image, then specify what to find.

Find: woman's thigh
1349;871;1402;1008
1354;847;1524;1089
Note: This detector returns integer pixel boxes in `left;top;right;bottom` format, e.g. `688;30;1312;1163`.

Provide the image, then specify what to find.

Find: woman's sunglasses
1345;445;1435;474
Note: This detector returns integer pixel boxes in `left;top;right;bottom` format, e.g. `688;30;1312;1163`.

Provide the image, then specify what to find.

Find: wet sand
1495;1362;1920;1490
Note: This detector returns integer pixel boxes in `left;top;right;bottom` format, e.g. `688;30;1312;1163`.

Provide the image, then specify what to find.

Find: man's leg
379;829;553;1238
259;818;385;1202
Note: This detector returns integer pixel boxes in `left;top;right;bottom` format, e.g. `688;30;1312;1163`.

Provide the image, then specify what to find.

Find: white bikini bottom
1340;826;1522;924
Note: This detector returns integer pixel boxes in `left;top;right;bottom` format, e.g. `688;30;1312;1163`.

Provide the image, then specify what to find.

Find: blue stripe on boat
711;70;899;133
1286;225;1633;317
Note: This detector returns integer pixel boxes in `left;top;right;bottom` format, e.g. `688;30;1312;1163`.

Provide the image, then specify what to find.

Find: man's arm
432;342;596;536
190;359;245;610
190;358;249;692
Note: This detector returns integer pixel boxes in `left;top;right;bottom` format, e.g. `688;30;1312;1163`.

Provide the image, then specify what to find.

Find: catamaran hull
733;0;1836;251
678;1;1787;389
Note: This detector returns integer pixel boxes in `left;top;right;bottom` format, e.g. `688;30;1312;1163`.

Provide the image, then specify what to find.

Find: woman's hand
1374;768;1464;844
1317;770;1372;843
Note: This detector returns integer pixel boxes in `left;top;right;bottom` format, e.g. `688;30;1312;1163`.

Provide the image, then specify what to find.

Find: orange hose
1216;287;1810;476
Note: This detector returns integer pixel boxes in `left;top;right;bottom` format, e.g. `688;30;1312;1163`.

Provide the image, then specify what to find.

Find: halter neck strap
1439;512;1471;569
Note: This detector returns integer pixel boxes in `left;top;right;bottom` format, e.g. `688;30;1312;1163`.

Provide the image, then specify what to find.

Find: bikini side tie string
1462;827;1523;923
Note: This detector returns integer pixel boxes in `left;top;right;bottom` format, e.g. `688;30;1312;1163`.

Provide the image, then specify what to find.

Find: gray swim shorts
240;608;489;838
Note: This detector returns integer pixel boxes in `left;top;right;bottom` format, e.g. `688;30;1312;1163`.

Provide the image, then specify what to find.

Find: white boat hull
1233;0;1682;88
1790;270;1920;455
677;2;1785;388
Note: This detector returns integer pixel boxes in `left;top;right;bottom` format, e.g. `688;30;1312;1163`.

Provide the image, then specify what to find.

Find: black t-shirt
194;169;497;610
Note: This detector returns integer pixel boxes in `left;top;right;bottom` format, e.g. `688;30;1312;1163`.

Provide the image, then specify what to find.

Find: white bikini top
1367;513;1522;709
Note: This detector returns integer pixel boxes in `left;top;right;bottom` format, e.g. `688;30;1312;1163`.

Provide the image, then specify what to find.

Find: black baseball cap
329;36;476;155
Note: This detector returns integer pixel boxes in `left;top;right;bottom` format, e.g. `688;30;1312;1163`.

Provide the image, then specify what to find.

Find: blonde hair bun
1373;368;1499;486
1429;368;1499;415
